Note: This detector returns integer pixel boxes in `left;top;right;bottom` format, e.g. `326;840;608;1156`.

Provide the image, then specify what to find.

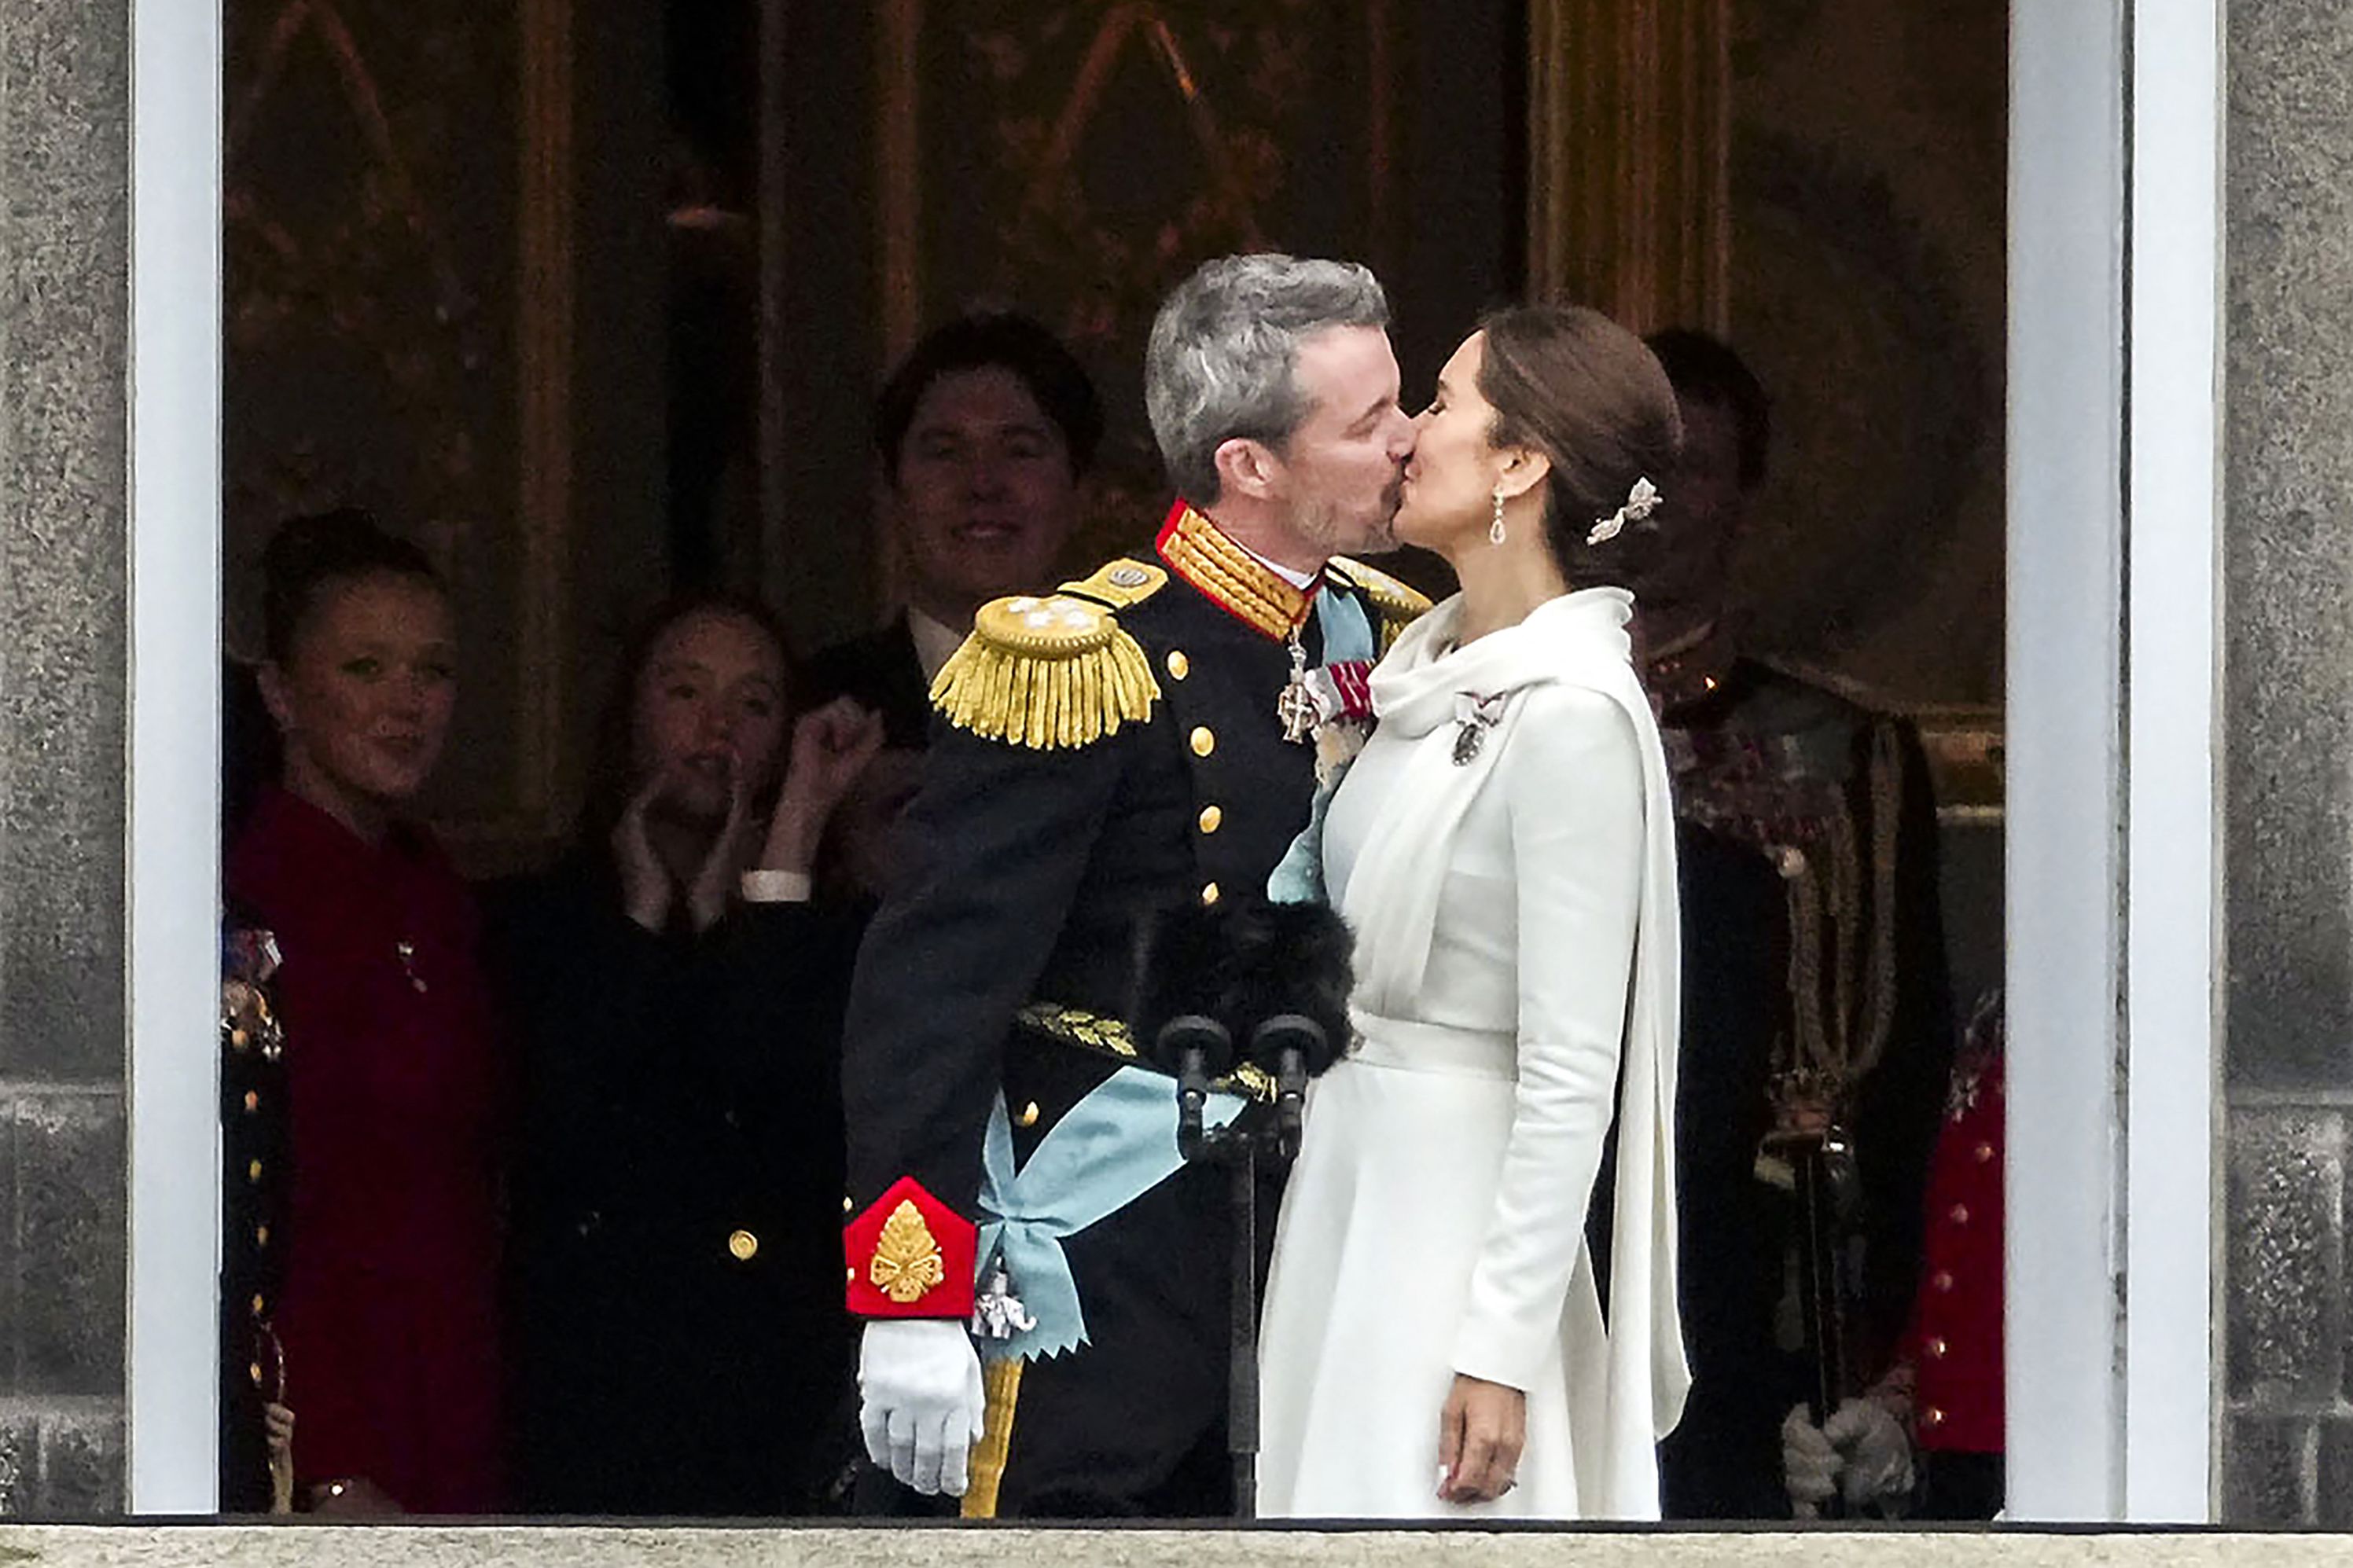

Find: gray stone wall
2219;0;2353;1529
0;0;131;1520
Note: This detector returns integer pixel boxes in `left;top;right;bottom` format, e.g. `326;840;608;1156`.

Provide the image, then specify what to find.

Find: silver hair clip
1586;476;1660;547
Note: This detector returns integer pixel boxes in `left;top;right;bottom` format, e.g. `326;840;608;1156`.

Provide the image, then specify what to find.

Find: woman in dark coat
226;509;506;1514
494;593;883;1515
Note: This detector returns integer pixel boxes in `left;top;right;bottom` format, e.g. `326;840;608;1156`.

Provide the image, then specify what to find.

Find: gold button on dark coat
1200;882;1221;907
728;1228;759;1261
1189;726;1216;757
1197;806;1222;835
1017;1101;1042;1128
1166;650;1191;681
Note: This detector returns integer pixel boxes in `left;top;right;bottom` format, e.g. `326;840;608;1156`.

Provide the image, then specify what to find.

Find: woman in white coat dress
1258;305;1691;1520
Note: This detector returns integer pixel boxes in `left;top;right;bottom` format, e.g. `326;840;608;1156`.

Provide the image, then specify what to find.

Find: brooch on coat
1452;691;1509;765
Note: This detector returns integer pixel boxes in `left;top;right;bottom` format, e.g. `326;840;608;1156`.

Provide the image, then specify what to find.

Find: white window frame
126;0;224;1515
2006;0;2222;1525
123;0;2220;1522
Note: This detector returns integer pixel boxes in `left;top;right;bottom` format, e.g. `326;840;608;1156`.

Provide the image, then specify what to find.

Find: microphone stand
1156;1012;1327;1518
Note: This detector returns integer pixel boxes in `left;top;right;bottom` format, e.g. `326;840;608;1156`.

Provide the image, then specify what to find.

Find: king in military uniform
840;254;1427;1518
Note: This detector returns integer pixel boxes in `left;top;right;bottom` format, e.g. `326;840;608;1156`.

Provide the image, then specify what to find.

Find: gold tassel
961;1357;1026;1519
930;594;1161;751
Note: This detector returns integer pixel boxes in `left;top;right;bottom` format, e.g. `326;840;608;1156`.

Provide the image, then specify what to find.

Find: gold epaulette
1328;556;1435;652
929;587;1162;751
1061;556;1170;609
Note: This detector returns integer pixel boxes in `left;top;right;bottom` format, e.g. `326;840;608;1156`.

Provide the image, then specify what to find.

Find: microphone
1248;1013;1328;1160
1132;893;1356;1162
1151;1014;1233;1159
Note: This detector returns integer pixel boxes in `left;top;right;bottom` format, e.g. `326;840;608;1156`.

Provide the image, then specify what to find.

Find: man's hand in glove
1782;1397;1917;1518
1781;1403;1841;1518
858;1319;987;1496
1823;1396;1914;1511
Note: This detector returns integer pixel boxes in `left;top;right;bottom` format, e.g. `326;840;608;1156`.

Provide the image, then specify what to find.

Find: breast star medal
1278;627;1318;744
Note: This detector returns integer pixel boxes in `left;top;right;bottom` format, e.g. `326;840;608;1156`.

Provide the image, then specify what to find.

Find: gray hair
1145;254;1391;505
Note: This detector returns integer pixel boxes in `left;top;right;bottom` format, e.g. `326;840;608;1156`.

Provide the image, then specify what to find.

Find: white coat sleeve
1449;685;1646;1391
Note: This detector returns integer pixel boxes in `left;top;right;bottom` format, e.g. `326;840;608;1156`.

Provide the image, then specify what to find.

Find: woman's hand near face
682;751;757;933
612;767;675;933
1436;1372;1527;1504
762;699;888;873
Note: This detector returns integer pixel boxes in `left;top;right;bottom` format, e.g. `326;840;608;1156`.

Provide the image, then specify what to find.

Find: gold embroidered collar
1155;500;1316;642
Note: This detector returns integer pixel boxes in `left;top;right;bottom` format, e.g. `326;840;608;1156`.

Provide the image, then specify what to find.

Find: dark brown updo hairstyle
259;507;443;666
1476;305;1684;589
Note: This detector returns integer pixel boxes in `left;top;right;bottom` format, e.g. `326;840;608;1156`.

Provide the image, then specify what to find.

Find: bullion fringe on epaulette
929;621;1160;750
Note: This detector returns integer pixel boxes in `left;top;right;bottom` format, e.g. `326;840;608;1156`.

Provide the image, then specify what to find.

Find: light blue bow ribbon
976;1067;1245;1362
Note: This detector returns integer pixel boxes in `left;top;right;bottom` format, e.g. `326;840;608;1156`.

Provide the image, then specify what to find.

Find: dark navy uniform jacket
839;502;1421;1517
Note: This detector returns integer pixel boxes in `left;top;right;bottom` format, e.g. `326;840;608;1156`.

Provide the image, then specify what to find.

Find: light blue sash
976;1066;1245;1362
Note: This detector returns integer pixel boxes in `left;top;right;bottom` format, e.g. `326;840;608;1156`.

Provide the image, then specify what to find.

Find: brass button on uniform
843;1195;855;1214
1197;805;1223;835
251;1293;266;1316
1189;725;1216;757
1922;1406;1946;1429
1932;1269;1954;1293
248;1159;263;1184
1016;1100;1042;1129
1974;1141;1996;1164
1166;650;1191;681
255;1225;270;1249
1927;1336;1949;1360
243;1090;259;1114
248;1361;264;1387
727;1228;759;1261
1200;882;1222;907
1949;1203;1971;1225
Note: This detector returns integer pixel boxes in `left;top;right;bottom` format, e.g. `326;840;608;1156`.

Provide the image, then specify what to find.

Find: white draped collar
1368;586;1637;736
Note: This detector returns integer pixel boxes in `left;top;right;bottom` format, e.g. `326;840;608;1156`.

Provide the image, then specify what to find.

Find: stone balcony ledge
2;1526;2347;1568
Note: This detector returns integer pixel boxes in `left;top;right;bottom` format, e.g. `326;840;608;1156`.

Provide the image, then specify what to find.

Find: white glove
1781;1403;1840;1518
1824;1397;1914;1511
858;1319;987;1496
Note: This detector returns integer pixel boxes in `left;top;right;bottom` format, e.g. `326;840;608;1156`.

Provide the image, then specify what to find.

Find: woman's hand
1436;1372;1527;1504
612;768;675;932
761;699;888;874
683;751;756;933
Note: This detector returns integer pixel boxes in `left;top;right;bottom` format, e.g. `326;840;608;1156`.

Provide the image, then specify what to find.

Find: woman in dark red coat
226;510;505;1514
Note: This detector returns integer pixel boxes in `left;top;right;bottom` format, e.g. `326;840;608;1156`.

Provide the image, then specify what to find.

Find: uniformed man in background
839;253;1426;1518
1632;328;1957;1520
